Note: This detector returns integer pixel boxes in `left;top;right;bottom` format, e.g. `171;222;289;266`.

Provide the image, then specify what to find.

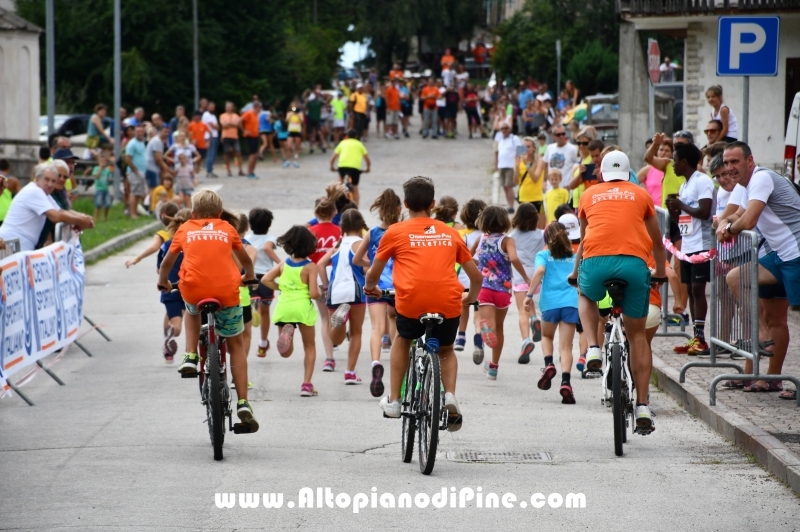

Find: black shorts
244;136;259;154
197;148;208;159
445;105;458;119
289;132;302;139
437;107;447;120
524;200;544;214
396;312;460;347
680;253;711;284
307;119;320;132
669;220;682;244
242;304;252;324
338;167;362;186
254;274;276;303
759;283;787;299
222;138;240;154
466;107;480;124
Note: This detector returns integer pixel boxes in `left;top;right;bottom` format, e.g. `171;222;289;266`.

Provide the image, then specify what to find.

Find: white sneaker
330;304;350;328
444;392;463;432
585;346;603;372
635;404;655;434
380;396;401;418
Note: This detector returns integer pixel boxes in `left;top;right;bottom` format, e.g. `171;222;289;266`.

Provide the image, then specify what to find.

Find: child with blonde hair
454;198;486;361
543;170;569;224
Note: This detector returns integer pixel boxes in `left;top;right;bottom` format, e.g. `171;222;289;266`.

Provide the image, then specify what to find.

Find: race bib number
678;215;694;236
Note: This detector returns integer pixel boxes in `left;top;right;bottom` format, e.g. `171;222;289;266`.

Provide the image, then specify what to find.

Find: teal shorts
578;255;650;319
185;302;244;338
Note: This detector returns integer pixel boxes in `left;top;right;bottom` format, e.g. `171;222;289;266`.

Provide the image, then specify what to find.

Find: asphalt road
1;123;798;530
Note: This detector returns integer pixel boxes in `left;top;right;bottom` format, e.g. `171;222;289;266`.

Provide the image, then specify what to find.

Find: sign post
717;16;780;143
647;39;661;137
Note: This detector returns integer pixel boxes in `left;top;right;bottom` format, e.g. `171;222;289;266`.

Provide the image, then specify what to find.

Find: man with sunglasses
537;125;579;197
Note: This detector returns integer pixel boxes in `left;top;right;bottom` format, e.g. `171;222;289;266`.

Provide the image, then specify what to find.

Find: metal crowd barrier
0;238;21;259
654;207;692;340
678;229;800;406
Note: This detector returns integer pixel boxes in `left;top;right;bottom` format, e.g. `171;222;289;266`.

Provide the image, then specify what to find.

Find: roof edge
0;6;43;33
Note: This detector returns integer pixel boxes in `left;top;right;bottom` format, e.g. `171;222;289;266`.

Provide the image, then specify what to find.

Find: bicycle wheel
418;350;441;475
207;341;225;461
611;343;624;457
401;357;416;463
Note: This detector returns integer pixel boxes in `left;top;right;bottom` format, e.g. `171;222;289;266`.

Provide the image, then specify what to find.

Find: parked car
39;114;112;147
784;91;800;181
336;67;362;84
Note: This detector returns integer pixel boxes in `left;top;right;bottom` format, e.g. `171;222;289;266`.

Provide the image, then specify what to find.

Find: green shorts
185;302;244;338
578;255;650;319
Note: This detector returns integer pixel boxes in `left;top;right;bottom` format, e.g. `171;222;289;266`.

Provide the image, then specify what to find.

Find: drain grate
769;432;800;444
446;451;552;463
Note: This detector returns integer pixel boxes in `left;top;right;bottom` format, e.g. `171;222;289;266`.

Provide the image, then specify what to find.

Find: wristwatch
725;222;734;235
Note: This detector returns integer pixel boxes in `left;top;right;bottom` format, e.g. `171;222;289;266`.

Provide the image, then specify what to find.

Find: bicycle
168;282;257;461
569;276;666;457
378;289;460;475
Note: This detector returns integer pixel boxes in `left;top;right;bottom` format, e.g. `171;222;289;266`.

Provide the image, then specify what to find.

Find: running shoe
247;173;259;180
585;346;603;372
344;372;362;385
322;358;336;372
484;362;498;380
479;319;498;348
454;333;466;352
380;396;401;418
330;304;350;329
177;352;199;376
164;326;177;358
674;337;700;354
635;404;655;434
292;161;300;168
257;340;269;358
688;339;709;356
282;160;290;168
381;334;391;353
559;383;576;404
370;362;384;397
300;382;318;397
667;316;683;327
537;364;557;390
529;315;542;342
276;324;295;355
444;392;463;432
576;354;586;373
236;400;259;433
518;338;534;364
163;347;174;364
473;333;484;365
238;170;246;177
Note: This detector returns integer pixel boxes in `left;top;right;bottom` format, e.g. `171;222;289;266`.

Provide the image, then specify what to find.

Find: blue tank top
259;111;273;132
367;226;394;290
158;239;184;303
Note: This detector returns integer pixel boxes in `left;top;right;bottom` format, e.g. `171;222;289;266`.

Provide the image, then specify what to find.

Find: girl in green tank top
259;225;322;397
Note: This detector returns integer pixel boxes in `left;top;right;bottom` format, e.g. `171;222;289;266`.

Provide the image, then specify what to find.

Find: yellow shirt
350;92;368;114
151;185;174;210
660;161;685;209
517;159;543;203
571;154;592;208
544;187;569;224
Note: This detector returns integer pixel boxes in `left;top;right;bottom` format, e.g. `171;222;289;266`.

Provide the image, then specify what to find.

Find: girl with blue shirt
353;189;402;398
524;222;578;404
258;109;279;162
273;113;290;168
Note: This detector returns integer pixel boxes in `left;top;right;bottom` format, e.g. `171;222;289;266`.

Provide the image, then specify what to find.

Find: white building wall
0;29;40;141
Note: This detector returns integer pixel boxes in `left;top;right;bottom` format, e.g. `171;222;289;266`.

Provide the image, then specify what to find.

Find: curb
651;354;800;495
83;221;161;263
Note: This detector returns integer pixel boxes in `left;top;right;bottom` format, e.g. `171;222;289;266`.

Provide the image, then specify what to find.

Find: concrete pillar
683;22;706;136
617;21;650;169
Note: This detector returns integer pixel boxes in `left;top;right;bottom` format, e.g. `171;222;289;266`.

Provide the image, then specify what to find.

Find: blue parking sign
717;16;779;76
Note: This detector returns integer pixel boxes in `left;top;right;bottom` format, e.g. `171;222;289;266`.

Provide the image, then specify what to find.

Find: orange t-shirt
241;110;259;138
577;180;656;264
441;54;455;69
385;86;401;112
421;86;439;110
220;112;241;140
186;121;209;150
376;217;472;320
169;218;243;308
389;69;404;80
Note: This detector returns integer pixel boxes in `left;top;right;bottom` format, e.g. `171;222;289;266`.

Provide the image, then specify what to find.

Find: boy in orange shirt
240;101;262;179
365;176;482;432
186;111;210;173
157;189;259;431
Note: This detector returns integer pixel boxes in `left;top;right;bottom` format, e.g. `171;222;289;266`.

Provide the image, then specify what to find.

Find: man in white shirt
494;122;521;213
538;124;579;193
0;165;94;251
665;143;714;355
202;101;220;178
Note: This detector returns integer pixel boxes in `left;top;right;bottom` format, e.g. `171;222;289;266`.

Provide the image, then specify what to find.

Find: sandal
722;380;744;389
744;381;783;393
779;389;797;400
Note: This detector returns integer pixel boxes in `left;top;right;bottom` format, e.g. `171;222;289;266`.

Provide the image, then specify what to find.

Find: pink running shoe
300;382;318;396
322;358;336;372
344;372;362;385
479;319;498;349
277;324;295;355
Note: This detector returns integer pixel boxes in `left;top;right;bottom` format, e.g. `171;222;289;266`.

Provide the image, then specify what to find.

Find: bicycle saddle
419;313;444;325
602;279;627;305
197;298;222;312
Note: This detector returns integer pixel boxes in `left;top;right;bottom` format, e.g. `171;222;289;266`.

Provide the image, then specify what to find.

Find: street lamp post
193;0;199;110
113;0;122;201
45;0;55;137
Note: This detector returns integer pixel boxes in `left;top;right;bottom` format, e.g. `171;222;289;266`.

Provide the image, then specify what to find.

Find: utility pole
45;0;55;137
193;0;200;110
113;0;122;201
556;39;561;95
313;0;318;25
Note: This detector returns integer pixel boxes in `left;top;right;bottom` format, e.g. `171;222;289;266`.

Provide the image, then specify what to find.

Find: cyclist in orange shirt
157;189;259;431
240;101;261;180
365;176;482;431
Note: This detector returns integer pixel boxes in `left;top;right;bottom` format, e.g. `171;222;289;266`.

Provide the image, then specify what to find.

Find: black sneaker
370;362;384;397
236;400;259;433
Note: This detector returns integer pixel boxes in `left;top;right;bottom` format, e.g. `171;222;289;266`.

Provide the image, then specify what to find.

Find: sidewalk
651;305;800;491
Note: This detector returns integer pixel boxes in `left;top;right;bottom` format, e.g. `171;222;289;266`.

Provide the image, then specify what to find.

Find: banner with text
0;235;85;391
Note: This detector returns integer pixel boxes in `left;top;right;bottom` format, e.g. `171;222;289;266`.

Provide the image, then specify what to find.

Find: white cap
558;214;581;240
356;82;364;89
601;151;631;182
536;93;551;102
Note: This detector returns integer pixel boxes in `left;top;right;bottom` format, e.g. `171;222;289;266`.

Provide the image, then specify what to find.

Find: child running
174;152;198;208
524;222;579;404
510;202;545;364
352;188;402;397
156;207;191;363
366;176;482;431
259;225;320;396
308;198;341;371
432;195;464;230
233;213;257;389
247;208;280;357
157;190;259;431
453;198;487;361
319;209;368;385
470;205;530;380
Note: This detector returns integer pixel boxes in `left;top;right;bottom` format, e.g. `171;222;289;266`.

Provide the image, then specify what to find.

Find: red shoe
673;338;699;354
688;339;709;356
537;365;557;390
560;383;576;404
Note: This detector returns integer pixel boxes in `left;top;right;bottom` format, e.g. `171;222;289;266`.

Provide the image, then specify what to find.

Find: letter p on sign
717;17;779;77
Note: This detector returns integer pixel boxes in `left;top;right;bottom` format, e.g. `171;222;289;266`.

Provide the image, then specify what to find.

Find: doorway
786;58;800;127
